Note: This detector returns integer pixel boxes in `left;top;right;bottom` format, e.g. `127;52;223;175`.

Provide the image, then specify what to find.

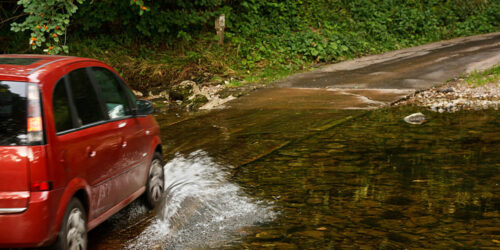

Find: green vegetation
1;0;499;91
7;0;147;54
466;65;500;87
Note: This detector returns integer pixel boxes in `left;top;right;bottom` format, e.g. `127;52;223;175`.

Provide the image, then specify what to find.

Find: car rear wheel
53;198;87;250
145;152;165;208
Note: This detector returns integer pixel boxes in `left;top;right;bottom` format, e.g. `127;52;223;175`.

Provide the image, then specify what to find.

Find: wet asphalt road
280;32;500;90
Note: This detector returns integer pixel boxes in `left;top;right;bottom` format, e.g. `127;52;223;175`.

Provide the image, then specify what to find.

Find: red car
0;55;164;249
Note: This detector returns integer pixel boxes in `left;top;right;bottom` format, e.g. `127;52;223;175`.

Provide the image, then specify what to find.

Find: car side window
52;79;74;132
67;68;105;125
91;67;131;119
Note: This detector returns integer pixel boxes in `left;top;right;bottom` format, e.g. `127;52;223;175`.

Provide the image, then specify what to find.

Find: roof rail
28;57;71;74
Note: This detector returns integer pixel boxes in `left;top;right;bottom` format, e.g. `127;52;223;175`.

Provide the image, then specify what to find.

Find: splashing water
126;150;277;249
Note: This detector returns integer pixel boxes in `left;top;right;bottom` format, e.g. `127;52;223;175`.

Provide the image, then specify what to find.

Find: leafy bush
4;0;499;87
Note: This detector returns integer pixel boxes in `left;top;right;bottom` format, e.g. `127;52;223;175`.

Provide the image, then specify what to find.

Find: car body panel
0;55;162;247
0;189;64;247
0;146;30;209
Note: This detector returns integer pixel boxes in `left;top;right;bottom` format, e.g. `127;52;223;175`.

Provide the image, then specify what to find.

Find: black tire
52;198;87;250
144;152;165;209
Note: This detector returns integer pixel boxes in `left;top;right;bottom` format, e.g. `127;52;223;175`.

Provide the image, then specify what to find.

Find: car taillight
31;181;53;191
27;83;44;145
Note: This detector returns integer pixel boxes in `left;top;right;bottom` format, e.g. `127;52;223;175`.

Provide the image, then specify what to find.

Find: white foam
126;150;277;249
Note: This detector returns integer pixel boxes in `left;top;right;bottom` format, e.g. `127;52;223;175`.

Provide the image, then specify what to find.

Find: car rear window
0;58;41;65
0;81;28;145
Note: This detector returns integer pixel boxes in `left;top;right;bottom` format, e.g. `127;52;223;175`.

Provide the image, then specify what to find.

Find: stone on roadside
159;90;169;100
169;80;200;101
132;89;143;97
437;87;454;93
190;94;209;110
200;95;236;110
403;112;427;125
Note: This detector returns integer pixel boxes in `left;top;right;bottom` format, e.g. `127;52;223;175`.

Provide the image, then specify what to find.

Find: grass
466;65;500;87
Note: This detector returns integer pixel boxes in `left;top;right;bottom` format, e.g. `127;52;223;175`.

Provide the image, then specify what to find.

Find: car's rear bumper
0;190;61;248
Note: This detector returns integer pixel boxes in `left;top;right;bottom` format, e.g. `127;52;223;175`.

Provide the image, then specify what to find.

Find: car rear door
88;67;149;202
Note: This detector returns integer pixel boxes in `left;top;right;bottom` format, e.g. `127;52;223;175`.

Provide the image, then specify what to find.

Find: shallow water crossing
90;105;499;249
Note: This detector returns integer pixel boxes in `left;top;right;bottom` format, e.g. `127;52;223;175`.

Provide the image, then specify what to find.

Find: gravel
393;78;500;112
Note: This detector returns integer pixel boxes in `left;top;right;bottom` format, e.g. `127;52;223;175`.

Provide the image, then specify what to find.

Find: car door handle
59;150;66;163
86;146;96;158
120;137;127;148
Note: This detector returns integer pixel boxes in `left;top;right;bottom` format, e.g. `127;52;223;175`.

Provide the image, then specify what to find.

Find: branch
0;12;28;25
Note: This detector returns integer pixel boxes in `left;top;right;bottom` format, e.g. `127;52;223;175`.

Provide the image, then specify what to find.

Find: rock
437;87;454;93
199;84;224;97
169;80;200;101
199;95;236;110
404;112;426;125
158;90;169;100
132;89;143;97
190;94;209;110
394;80;500;112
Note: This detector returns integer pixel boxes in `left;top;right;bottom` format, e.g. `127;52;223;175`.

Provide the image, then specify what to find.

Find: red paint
0;55;162;247
0;147;30;208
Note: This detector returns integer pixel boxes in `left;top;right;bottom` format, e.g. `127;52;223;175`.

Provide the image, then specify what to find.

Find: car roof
0;54;100;82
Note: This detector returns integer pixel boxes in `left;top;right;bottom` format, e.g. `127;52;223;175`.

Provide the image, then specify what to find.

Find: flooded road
233;107;500;249
89;32;500;249
90;105;500;249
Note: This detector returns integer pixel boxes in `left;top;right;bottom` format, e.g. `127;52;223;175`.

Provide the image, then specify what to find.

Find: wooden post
215;14;225;46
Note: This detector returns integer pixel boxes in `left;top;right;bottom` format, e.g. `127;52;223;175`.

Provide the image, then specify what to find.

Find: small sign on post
215;14;225;46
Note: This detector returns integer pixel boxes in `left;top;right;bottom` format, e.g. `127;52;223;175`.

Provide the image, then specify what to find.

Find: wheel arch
53;178;91;234
151;135;162;156
73;189;90;216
